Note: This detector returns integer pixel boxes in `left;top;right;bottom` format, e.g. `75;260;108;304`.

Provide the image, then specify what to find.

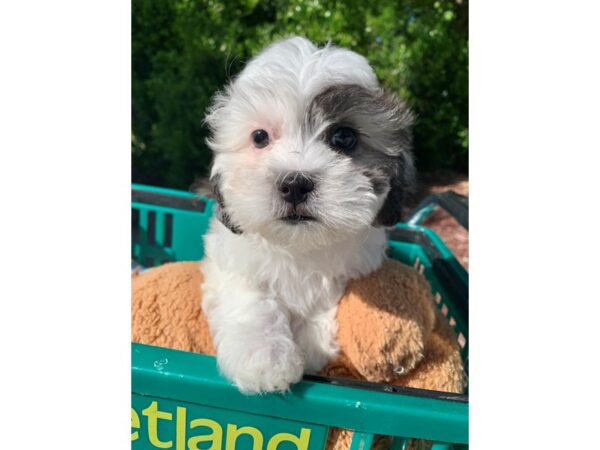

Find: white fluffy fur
201;37;398;394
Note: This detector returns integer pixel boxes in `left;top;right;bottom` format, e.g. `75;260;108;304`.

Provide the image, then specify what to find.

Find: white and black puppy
201;36;414;394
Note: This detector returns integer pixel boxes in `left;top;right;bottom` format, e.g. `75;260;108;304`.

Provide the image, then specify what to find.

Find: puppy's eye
330;127;358;153
251;129;270;148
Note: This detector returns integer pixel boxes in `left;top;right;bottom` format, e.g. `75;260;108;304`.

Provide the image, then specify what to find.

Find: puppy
201;36;414;394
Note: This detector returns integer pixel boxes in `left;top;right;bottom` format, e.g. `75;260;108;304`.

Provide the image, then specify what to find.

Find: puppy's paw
220;338;304;394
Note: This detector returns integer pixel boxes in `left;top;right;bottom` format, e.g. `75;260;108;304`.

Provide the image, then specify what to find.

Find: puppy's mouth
280;213;316;224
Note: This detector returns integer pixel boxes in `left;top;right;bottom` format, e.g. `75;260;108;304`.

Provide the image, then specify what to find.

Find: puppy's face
205;37;414;248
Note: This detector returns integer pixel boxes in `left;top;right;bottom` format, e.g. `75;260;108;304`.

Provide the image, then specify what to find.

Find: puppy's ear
374;152;415;227
206;172;243;235
371;91;416;227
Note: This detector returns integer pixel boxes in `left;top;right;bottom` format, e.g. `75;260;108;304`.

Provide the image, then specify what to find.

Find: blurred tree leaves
133;0;468;189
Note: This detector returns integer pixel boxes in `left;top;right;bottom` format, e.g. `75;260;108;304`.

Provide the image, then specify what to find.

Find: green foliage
133;0;468;189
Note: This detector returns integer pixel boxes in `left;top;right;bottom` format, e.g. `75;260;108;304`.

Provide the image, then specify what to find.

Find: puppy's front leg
202;266;304;394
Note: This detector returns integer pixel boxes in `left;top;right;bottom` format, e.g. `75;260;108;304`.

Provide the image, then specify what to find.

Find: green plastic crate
132;183;469;450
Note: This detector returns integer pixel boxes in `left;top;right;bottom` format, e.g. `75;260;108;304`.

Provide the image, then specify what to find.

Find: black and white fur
201;37;414;394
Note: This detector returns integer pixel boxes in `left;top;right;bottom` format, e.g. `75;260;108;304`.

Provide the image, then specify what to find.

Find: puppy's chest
259;268;346;317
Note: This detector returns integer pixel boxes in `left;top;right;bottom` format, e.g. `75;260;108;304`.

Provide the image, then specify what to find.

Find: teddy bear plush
132;259;465;450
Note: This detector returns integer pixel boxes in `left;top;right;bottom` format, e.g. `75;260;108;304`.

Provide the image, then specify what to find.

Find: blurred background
132;0;468;266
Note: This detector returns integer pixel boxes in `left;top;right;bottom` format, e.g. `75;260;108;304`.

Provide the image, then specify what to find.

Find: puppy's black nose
278;172;314;206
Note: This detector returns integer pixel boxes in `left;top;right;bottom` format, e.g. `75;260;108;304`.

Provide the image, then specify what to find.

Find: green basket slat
390;437;409;450
349;432;374;450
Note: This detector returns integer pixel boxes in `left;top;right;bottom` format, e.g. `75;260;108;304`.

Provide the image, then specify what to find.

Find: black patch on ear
374;152;415;227
209;173;243;235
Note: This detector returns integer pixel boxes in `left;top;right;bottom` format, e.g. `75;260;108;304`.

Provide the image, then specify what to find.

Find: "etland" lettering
132;401;312;450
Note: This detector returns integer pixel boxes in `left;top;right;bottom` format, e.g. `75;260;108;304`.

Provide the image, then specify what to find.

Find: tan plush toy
132;259;465;450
